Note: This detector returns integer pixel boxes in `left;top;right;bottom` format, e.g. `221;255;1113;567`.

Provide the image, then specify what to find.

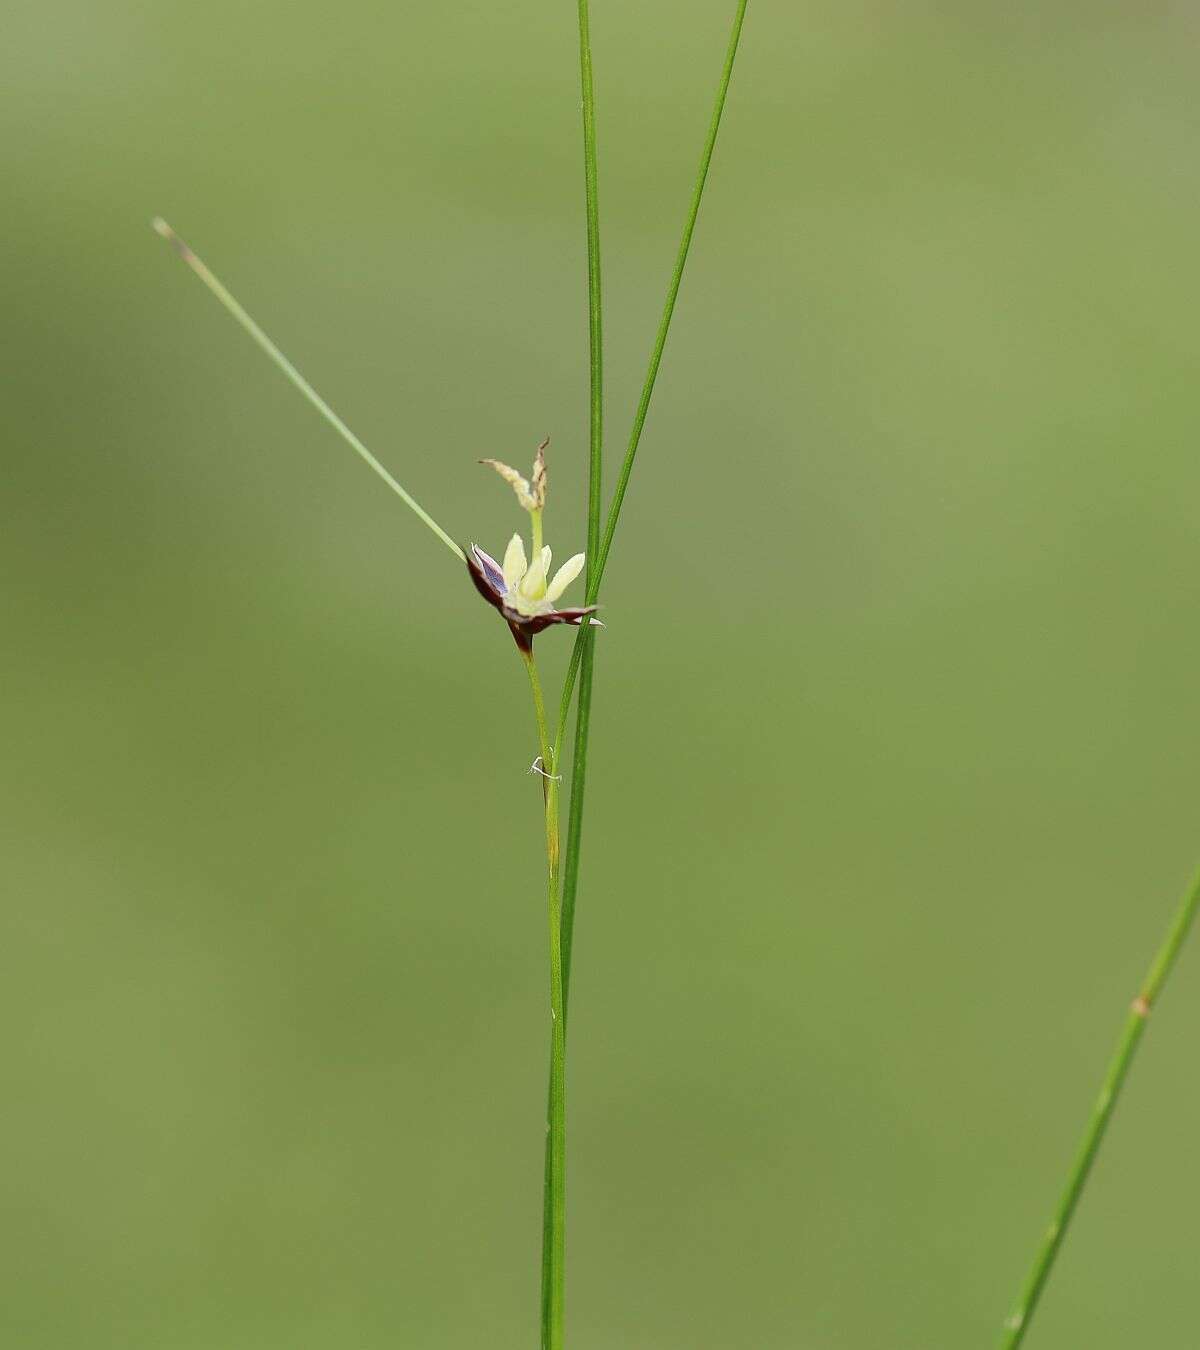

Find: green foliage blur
5;2;1200;1345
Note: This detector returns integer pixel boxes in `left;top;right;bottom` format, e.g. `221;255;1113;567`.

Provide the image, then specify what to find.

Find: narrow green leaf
151;218;463;562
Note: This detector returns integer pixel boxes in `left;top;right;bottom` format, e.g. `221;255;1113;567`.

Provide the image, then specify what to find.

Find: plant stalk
998;864;1200;1347
549;0;751;749
577;0;603;571
591;0;749;590
539;1;750;1336
536;2;604;1343
523;650;567;1350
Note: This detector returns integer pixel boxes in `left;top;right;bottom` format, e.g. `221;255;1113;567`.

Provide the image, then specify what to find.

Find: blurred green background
5;1;1200;1345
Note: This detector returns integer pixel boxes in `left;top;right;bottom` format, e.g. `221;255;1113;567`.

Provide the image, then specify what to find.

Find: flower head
479;438;547;514
467;439;599;652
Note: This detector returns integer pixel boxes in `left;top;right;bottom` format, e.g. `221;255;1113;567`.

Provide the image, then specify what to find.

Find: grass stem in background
150;219;463;562
998;865;1200;1347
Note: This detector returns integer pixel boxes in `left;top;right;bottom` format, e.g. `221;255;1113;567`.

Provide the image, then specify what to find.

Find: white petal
519;553;548;599
541;545;552;576
544;552;585;604
502;533;527;590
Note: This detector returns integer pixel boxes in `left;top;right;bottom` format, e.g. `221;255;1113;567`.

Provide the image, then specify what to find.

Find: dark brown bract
467;544;598;653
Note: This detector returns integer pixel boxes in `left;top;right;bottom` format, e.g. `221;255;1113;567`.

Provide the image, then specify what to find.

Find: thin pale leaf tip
151;216;193;262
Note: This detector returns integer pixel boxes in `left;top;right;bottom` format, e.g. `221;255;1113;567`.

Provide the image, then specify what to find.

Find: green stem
540;2;749;1336
550;0;751;997
591;0;749;590
998;865;1200;1348
571;0;604;985
537;639;588;1346
150;218;463;562
523;651;566;1350
559;633;595;1011
577;0;604;570
537;4;604;1344
549;0;751;744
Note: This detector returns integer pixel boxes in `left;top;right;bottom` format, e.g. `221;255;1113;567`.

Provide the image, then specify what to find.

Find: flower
467;537;597;652
467;440;599;652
